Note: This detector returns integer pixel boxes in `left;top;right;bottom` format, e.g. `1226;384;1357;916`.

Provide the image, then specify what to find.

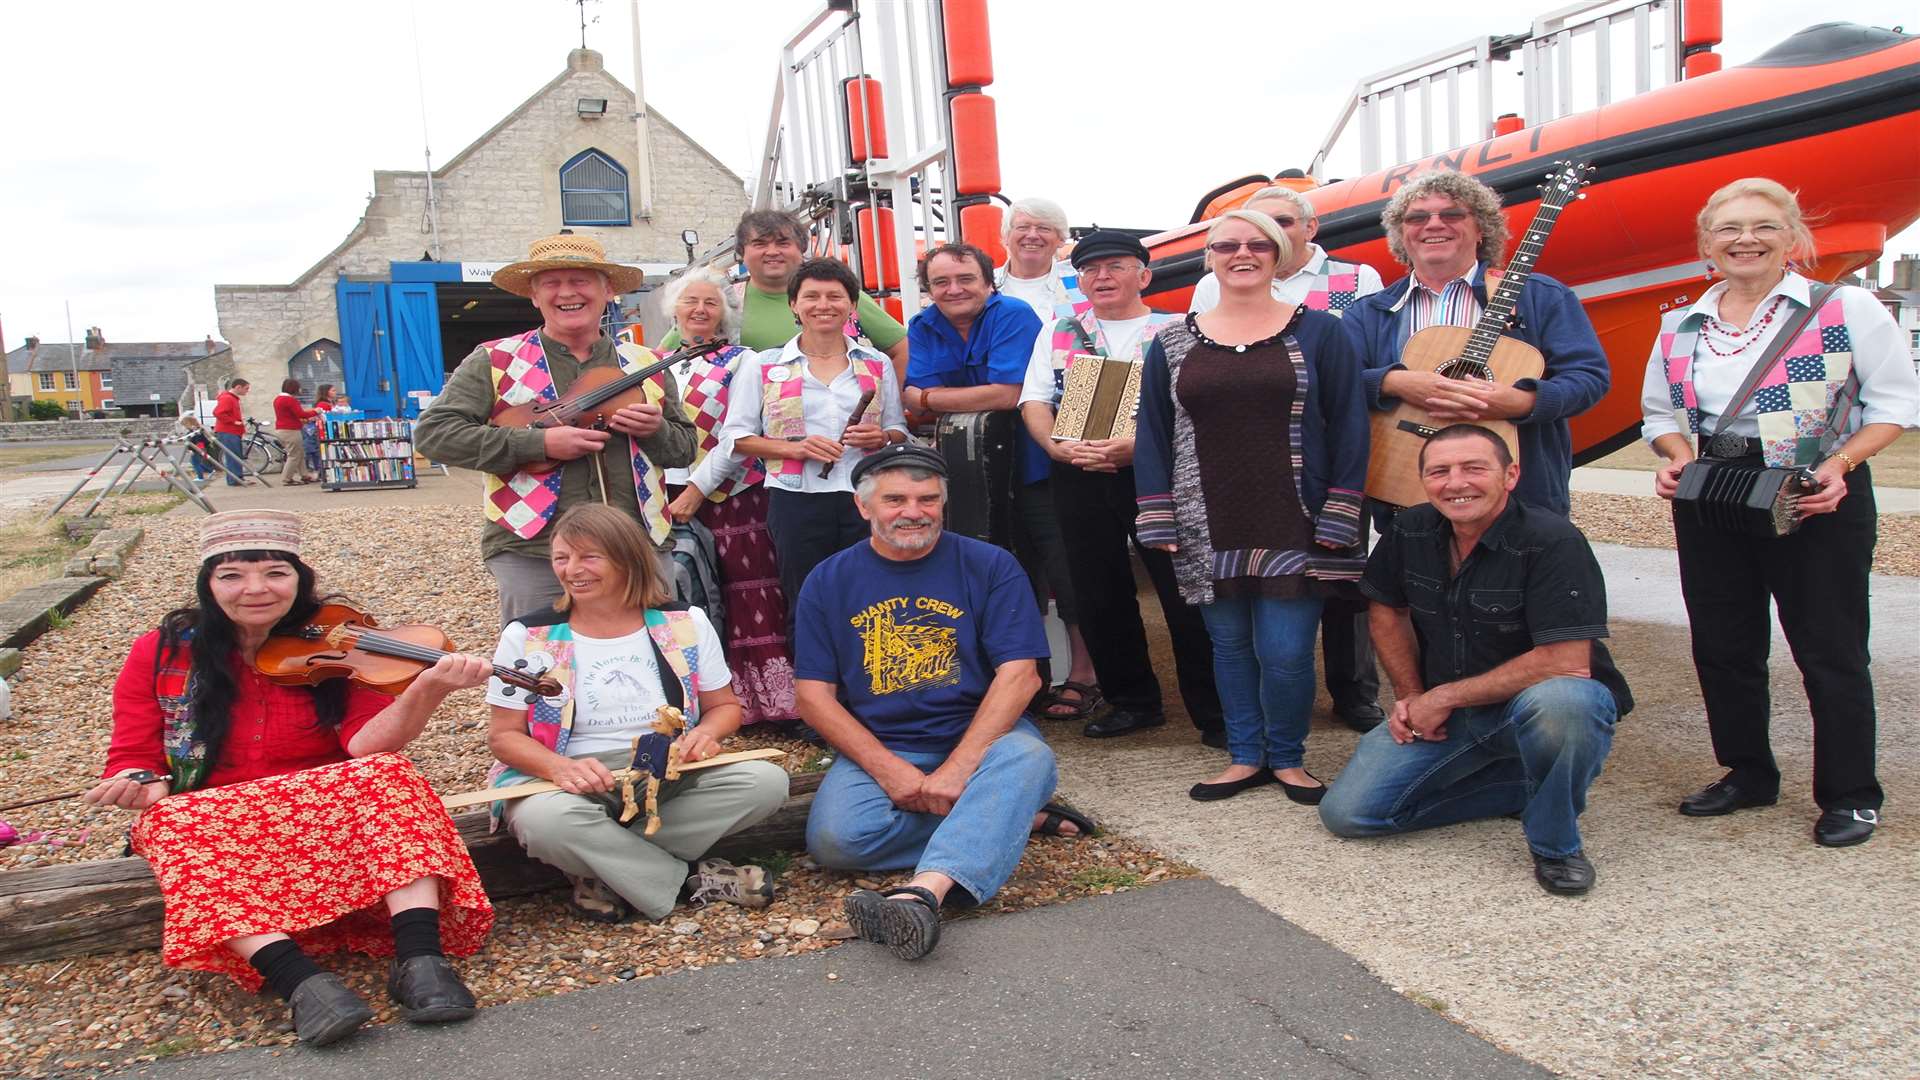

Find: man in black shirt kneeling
1319;424;1632;895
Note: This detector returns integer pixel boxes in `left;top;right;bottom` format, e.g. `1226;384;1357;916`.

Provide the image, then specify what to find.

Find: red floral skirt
131;753;492;989
699;484;797;724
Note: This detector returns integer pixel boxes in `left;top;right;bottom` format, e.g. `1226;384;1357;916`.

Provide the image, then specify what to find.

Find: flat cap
849;443;948;487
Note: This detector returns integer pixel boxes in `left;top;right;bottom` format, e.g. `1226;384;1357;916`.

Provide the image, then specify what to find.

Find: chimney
1861;261;1881;290
85;326;105;351
24;335;40;350
1893;254;1920;292
204;335;217;355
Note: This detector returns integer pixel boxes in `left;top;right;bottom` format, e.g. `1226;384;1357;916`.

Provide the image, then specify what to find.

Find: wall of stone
0;418;178;442
214;48;749;420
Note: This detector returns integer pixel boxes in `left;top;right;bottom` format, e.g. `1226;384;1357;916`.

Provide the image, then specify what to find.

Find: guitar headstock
1537;160;1596;207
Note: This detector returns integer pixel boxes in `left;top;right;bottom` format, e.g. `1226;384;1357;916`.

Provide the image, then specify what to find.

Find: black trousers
1320;584;1380;712
1050;461;1223;731
1673;461;1881;810
765;488;869;632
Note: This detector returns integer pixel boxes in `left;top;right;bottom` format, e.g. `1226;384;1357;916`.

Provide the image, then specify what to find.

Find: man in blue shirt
1343;170;1609;516
905;243;1100;723
796;444;1085;960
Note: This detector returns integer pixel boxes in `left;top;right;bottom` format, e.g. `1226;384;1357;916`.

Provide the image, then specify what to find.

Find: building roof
4;345;33;376
26;343;106;373
21;339;228;373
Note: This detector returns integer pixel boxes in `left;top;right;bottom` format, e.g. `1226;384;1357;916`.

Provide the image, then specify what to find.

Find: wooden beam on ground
0;771;822;966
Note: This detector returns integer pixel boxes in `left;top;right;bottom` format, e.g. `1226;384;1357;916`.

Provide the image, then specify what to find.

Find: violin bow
0;770;172;814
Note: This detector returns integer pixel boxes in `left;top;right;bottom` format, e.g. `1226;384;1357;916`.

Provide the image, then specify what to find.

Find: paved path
112;880;1547;1080
1048;542;1920;1080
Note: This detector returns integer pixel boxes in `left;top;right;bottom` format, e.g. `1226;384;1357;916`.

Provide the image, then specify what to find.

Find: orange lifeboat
1142;22;1920;461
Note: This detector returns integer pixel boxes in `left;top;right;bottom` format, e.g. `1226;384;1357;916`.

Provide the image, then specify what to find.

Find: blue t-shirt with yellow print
792;533;1049;754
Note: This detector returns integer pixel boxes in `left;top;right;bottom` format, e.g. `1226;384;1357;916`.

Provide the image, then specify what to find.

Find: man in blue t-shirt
795;443;1089;960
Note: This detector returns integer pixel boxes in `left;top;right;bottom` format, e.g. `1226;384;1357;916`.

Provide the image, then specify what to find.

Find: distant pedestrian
212;378;250;485
273;378;318;485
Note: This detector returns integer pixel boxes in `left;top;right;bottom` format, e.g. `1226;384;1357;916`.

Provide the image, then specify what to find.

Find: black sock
390;907;445;962
250;939;325;1002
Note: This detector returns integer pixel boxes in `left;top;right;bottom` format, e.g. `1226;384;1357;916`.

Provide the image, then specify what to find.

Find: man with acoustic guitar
416;232;697;625
1344;170;1609;517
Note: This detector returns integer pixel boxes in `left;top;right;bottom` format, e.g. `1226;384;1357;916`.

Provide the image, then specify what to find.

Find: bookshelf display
318;413;418;491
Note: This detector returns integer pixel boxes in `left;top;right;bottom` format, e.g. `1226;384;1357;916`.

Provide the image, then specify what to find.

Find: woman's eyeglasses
1207;239;1278;256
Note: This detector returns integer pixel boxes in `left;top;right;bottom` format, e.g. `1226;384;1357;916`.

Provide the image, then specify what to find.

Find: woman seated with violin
713;257;909;617
487;504;791;923
85;510;496;1047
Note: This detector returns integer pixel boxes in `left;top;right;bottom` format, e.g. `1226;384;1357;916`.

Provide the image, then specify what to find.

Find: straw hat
200;509;302;562
492;232;644;297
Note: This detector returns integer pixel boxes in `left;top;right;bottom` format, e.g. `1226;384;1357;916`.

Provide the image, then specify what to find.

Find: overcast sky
1;0;1913;343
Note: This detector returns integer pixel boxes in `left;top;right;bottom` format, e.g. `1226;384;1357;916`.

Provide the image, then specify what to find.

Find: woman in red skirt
660;267;797;726
85;510;496;1045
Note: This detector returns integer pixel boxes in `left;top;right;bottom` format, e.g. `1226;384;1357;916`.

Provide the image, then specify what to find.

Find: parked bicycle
241;417;288;470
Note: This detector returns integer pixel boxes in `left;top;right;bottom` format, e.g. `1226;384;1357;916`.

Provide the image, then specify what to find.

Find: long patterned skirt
130;753;493;990
698;484;796;724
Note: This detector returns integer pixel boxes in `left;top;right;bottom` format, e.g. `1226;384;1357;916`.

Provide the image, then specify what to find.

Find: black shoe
1276;771;1328;805
1814;808;1878;848
288;972;374;1045
1531;850;1595;896
387;955;478;1023
1198;729;1228;750
1189;770;1276;801
1335;702;1386;732
1678;777;1778;817
1083;709;1166;739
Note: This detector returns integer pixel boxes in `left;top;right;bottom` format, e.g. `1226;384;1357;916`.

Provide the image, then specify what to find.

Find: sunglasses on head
1207;239;1278;256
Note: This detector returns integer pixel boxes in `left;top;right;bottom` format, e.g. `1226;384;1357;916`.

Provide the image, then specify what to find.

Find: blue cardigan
1342;267;1609;514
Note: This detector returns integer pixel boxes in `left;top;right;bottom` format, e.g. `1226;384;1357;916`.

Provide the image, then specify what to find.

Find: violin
254;602;562;699
490;340;726;434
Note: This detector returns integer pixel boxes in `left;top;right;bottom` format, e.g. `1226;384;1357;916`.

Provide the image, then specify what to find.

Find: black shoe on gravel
844;885;941;960
289;972;373;1046
387;955;478;1023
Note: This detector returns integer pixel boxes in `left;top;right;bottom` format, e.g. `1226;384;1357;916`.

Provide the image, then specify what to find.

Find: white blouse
1640;272;1919;443
713;335;908;494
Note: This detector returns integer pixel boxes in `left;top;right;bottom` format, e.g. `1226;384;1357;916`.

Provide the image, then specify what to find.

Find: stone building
214;47;748;420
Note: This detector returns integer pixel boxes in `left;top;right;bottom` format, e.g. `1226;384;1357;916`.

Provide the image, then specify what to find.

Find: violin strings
327;628;548;687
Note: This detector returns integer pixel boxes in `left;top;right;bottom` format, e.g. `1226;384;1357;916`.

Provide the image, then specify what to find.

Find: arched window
560;149;630;226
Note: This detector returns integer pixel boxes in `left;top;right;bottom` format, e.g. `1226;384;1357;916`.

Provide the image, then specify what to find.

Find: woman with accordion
1639;177;1918;848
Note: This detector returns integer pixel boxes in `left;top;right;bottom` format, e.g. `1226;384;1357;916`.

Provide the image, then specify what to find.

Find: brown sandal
1039;681;1103;721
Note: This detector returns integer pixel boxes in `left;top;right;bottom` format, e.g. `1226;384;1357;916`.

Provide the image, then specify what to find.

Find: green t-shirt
661;283;906;353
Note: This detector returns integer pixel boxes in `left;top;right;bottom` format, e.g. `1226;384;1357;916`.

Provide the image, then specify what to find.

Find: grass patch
739;849;795;881
0;517;82;602
143;1036;197;1058
1069;867;1143;892
0;444;109;470
794;748;833;774
103;491;186;516
1588;437;1920;487
44;608;72;631
1405;990;1449;1014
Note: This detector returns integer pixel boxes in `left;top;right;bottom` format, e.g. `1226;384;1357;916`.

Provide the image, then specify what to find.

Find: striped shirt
1399;264;1483;335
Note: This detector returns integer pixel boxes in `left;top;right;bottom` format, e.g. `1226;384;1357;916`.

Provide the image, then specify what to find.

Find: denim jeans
1319;676;1617;858
1199;594;1324;769
806;718;1056;905
214;432;246;485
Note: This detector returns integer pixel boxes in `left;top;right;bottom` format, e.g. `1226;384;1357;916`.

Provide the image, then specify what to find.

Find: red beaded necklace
1702;294;1787;357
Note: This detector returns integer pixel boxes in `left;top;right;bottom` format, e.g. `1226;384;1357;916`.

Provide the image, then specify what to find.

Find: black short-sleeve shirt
1361;499;1632;716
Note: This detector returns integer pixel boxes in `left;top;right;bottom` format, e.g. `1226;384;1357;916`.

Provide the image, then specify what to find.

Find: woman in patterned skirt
86;510;496;1046
1134;209;1370;806
659;267;798;725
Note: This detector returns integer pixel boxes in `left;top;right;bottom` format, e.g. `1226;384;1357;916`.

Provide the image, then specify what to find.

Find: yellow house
24;331;113;414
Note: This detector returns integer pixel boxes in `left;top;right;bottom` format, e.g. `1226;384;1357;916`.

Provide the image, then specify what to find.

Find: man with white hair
795;444;1086;961
416;232;698;625
1189;182;1388;732
995;197;1089;323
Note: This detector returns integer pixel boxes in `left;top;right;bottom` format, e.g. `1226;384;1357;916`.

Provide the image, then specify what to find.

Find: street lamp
681;228;698;265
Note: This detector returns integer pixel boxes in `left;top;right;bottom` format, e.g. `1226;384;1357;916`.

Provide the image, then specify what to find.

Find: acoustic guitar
1365;160;1593;508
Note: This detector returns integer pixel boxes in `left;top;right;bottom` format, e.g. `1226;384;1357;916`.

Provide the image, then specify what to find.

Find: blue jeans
806;718;1056;905
214;432;246;485
1319;676;1617;858
1199;594;1324;769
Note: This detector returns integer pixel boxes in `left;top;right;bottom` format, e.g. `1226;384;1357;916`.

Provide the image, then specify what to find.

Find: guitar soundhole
1437;359;1494;383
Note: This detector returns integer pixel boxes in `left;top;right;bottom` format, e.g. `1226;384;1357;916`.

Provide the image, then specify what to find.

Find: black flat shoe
1531;850;1595;896
1678;777;1778;817
1814;808;1877;848
387;955;477;1023
1275;771;1328;805
289;972;373;1045
1189;770;1275;801
1083;709;1166;739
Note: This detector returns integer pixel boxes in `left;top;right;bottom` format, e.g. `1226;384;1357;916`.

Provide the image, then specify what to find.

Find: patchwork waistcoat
759;348;889;478
665;344;766;500
1302;259;1364;315
482;332;672;545
1658;295;1857;469
1043;309;1181;408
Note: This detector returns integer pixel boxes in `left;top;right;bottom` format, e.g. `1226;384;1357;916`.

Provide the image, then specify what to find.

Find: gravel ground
0;504;1191;1078
1569;490;1920;576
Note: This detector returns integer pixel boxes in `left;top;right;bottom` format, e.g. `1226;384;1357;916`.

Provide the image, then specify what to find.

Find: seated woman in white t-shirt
486;504;791;923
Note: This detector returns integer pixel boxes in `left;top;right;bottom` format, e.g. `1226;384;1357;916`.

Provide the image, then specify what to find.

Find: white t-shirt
487;609;731;758
999;271;1058;320
1018;313;1158;408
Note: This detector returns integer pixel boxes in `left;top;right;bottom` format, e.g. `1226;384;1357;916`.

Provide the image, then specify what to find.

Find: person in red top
272;378;319;485
211;378;249;486
86;510;497;1046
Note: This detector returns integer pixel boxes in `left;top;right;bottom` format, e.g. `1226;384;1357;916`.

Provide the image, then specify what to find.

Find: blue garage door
335;280;444;417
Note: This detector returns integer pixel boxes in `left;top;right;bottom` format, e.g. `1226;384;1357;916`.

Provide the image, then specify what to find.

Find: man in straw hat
417;232;697;625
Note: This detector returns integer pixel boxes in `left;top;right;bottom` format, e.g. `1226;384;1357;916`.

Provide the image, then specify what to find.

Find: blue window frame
560;149;630;226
